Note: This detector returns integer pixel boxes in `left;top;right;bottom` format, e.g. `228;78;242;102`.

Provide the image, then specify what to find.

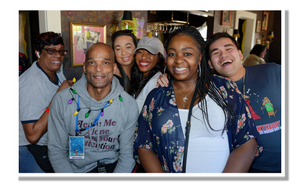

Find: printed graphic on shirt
243;88;280;136
262;97;277;118
77;119;118;150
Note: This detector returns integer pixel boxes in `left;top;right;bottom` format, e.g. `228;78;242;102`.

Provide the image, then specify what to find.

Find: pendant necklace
172;81;196;103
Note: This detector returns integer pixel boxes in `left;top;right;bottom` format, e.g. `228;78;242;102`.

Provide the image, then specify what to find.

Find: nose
121;48;126;55
54;50;62;58
141;52;149;60
174;54;184;64
95;63;102;72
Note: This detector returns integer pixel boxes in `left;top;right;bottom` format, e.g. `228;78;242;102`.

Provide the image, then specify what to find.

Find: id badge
69;136;84;159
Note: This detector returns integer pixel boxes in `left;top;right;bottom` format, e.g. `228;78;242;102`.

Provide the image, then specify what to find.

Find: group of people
19;26;281;173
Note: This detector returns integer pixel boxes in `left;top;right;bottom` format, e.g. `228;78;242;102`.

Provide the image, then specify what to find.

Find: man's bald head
85;42;115;63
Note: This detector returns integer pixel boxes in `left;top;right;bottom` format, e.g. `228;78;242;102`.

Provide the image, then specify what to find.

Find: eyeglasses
43;48;68;56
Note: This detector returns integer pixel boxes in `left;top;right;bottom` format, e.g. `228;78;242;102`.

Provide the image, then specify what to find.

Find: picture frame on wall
256;20;261;33
70;22;107;67
256;39;261;44
262;12;269;31
221;11;232;26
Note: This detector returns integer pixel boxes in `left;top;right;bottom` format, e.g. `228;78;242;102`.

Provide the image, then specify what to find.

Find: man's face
83;44;116;90
208;37;244;81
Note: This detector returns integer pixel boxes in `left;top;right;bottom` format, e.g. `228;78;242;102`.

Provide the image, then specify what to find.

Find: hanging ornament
70;88;77;94
119;95;123;102
74;108;81;116
68;98;75;104
101;109;104;117
85;110;91;118
73;77;76;83
109;99;113;103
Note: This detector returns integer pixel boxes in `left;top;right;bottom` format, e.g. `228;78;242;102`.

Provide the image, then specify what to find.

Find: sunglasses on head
43;48;68;56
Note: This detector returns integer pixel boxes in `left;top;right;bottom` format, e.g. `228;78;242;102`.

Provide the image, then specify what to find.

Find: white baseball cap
134;37;166;59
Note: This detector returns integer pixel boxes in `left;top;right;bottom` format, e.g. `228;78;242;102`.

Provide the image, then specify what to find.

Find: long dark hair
165;26;235;132
111;30;138;94
131;52;165;98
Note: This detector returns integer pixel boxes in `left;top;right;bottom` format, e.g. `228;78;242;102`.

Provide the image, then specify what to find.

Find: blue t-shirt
235;63;281;171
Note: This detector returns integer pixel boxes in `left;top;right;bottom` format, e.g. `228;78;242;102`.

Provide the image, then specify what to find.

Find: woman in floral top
133;26;263;173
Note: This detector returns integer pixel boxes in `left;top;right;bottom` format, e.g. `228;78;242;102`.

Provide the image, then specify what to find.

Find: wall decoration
70;22;106;67
262;12;269;31
256;39;261;44
256;20;261;33
221;11;232;26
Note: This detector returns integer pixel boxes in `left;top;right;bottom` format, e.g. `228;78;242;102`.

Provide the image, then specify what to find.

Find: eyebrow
167;47;196;51
210;44;234;54
115;43;133;48
86;57;112;61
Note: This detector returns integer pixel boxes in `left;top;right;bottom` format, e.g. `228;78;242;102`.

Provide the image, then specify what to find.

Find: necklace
172;81;196;102
242;68;246;99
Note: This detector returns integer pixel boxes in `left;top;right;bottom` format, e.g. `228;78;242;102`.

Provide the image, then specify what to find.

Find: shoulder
145;72;162;87
246;62;281;72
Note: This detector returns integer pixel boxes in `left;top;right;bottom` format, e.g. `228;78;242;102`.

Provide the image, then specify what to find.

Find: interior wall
60;11;148;80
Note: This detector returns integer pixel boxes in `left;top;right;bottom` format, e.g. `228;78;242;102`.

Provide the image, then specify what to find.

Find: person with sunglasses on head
19;32;74;173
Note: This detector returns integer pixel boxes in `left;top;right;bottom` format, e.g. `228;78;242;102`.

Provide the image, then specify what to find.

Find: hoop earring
198;64;201;77
164;66;167;74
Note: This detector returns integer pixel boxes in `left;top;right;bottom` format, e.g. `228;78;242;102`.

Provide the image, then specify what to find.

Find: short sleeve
215;75;263;157
133;90;158;163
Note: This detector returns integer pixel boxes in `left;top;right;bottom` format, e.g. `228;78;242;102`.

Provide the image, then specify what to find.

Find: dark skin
83;43;116;101
139;34;257;173
22;44;73;144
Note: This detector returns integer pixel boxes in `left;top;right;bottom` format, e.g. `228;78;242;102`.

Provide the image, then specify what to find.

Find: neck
37;61;57;82
230;66;245;81
123;65;133;81
172;77;197;90
86;83;111;102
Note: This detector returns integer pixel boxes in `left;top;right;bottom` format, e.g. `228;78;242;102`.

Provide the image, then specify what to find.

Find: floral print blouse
133;75;263;173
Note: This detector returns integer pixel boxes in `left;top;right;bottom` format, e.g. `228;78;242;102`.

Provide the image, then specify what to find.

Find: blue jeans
19;146;44;173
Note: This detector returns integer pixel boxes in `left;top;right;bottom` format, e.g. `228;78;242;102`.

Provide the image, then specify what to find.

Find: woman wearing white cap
131;36;166;113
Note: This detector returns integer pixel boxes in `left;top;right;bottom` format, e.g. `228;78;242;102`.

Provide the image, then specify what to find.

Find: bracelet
45;108;50;113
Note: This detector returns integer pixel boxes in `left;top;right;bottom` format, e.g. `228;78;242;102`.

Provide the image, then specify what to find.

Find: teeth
140;62;149;66
175;68;187;71
52;61;60;64
221;60;232;65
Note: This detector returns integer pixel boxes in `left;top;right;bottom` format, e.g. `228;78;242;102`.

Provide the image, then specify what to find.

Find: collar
36;62;59;85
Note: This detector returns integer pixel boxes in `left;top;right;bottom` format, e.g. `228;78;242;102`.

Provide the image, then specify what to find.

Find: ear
83;62;86;74
208;60;214;70
198;53;203;65
113;62;117;74
35;50;40;58
238;50;243;60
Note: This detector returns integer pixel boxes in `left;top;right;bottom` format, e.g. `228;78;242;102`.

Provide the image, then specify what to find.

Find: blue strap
75;95;80;134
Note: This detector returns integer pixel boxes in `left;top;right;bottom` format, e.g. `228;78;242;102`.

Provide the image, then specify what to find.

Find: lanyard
75;94;110;136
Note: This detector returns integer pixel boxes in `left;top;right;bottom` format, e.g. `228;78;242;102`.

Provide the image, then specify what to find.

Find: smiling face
114;35;136;67
83;44;116;91
166;34;202;82
36;44;65;74
135;49;159;78
208;37;244;81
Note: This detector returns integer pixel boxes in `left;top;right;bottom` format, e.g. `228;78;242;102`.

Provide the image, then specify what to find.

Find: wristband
45;108;50;113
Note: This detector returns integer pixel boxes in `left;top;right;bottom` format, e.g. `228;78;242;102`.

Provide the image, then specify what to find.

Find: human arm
222;138;257;173
137;148;165;173
22;80;73;143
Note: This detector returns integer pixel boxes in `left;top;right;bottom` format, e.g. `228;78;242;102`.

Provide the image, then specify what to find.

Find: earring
198;64;201;77
164;66;167;74
37;52;40;58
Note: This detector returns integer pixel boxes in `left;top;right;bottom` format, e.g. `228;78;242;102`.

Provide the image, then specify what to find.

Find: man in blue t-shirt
206;33;281;173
